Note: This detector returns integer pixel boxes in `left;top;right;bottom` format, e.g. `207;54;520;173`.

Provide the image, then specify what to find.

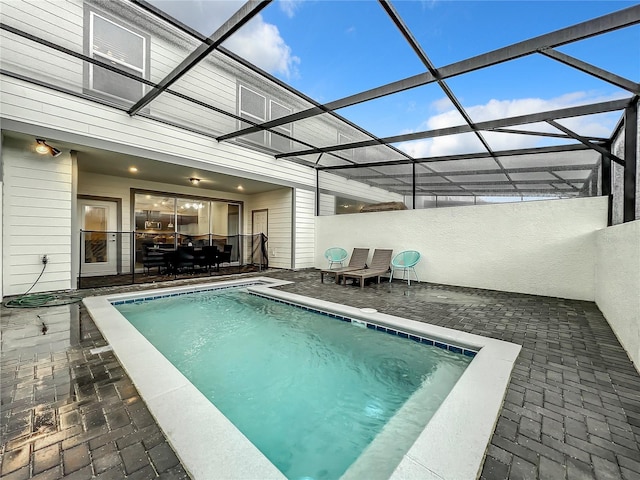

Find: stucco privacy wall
595;220;640;370
316;196;609;301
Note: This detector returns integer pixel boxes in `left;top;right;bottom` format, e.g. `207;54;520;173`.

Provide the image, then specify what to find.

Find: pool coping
83;277;521;480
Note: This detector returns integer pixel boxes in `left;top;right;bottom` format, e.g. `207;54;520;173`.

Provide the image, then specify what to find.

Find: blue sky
152;0;639;156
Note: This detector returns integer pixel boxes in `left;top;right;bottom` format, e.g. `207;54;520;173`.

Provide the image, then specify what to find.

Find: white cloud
149;0;300;78
225;15;300;78
398;91;625;158
279;0;302;18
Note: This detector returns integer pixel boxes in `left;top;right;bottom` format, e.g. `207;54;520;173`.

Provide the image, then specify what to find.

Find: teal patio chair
324;247;348;269
389;250;421;285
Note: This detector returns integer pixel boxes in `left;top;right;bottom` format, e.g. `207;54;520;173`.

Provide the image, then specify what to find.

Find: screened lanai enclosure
2;0;638;227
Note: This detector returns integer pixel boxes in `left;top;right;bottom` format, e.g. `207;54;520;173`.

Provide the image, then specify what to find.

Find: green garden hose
4;293;82;308
2;259;82;308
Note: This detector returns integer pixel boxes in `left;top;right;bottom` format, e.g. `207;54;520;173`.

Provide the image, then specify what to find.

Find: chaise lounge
341;249;393;289
320;247;370;283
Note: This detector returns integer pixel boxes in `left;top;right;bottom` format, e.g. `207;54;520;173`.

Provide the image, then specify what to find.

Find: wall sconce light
189;177;200;186
35;139;61;157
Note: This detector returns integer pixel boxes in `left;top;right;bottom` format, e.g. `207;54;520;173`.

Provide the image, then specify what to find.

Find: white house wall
2;138;73;296
316;196;609;301
319;193;336;216
595;220;640;371
294;189;315;269
244;188;293;269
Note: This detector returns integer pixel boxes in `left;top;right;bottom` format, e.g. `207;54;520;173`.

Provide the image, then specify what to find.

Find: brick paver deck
2;270;639;479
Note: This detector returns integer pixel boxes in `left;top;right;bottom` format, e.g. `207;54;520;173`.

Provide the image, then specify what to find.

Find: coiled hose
2;259;82;308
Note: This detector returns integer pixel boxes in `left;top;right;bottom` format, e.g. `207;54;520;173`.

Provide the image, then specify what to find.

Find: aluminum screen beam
282;99;631;158
318;144;591;170
379;0;502;171
540;48;640;94
127;0;271;116
354;164;597;180
219;4;640;142
490;127;608;142
624;101;638;222
546;120;625;166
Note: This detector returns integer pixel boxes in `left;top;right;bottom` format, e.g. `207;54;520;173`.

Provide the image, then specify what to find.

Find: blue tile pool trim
110;281;266;306
110;283;477;357
249;292;478;358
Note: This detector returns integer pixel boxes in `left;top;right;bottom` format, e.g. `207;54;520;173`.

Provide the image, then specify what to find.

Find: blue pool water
116;288;472;480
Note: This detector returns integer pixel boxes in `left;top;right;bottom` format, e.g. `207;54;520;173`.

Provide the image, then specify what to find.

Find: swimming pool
115;287;472;479
83;277;521;479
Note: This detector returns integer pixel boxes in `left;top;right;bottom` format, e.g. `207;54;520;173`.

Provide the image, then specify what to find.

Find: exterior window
239;85;266;145
270;100;292;151
238;85;293;150
88;11;147;102
338;132;354;160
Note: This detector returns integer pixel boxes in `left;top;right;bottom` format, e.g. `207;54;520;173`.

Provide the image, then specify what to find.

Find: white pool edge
83;277;521;480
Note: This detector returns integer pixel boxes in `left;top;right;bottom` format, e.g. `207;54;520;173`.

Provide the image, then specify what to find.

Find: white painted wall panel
244;189;293;269
294;189;315;269
3;139;73;296
316;197;608;300
319;193;335;216
595;220;640;371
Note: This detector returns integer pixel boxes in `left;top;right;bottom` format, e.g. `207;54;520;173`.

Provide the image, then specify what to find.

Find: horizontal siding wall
294;189;315;269
1;77;316;189
316;197;609;301
3;137;73;296
244;189;292;269
319;193;335;216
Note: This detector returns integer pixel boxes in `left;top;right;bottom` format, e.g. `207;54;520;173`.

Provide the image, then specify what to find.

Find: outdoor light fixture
35;139;61;157
189;177;200;185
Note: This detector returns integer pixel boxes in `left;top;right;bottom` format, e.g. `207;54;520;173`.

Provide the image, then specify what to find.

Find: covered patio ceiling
3;0;639;198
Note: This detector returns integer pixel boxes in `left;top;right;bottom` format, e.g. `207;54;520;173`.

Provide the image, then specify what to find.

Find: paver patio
2;269;639;479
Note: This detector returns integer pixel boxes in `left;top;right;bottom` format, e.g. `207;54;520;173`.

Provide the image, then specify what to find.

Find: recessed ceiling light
237;185;244;191
190;177;200;185
129;167;138;173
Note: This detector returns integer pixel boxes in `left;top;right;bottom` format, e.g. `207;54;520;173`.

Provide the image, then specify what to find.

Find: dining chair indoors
389;250;421;285
324;247;348;269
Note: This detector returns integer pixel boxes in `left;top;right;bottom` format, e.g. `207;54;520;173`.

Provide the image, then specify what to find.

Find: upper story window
238;85;292;151
85;9;149;103
338;132;354;161
239;85;267;145
270;100;292;151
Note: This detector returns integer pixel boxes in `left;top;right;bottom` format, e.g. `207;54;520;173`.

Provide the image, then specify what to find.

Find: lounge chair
320;248;370;284
341;249;393;289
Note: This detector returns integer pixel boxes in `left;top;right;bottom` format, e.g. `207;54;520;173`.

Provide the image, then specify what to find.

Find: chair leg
389;267;394;283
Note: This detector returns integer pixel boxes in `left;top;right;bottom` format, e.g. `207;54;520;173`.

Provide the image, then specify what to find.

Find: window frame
84;7;150;103
238;84;267;145
269;99;292;151
338;132;354;161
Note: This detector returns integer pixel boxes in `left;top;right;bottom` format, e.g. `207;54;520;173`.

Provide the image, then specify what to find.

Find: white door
252;209;268;265
78;199;118;276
